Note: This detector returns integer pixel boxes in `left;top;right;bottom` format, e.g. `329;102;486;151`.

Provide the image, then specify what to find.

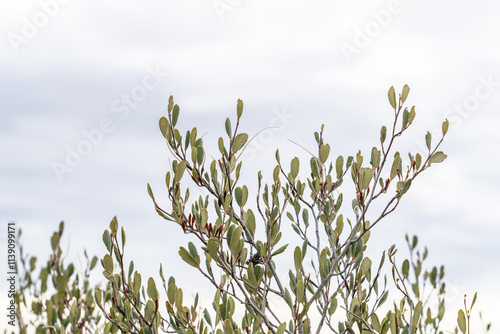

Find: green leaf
147;277;158;301
429;267;438;288
284;288;293;310
296;280;304;303
241;186;248;207
360;257;371;276
425;131;432;151
197;145;205;165
400;179;412;195
94;289;102;305
415;153;422;170
471;291;478;309
428;151;447;165
225;118;232;138
110;216;118;232
218;137;225;155
203;309;212;327
328;297;338;316
389;311;396;334
442;119;449;136
412;283;420;298
409;106;416;125
191;146;198;165
207;238;219;261
90;256;98;270
356;150;363;168
271;244;288;257
223;194;232;212
102;254;113;274
402;259;410;278
359;168;374;190
291;157;300;180
370;147;381;169
371;313;381;332
319;248;328;279
147;183;155;201
188;241;198;258
172;104;180;127
233;133;248;153
144;300;156;322
390;155;401;179
184;130;191;150
294;247;302;272
243;210;256;237
133;272;141;297
102;230;112;252
402;108;410;129
276;323;286;334
336;215;344;235
224;319;231;334
159;117;170;139
50;232;59;252
237;99;244;119
301;319;309;334
55;275;67;294
302;209;309;227
388;86;397;110
457;309;466;334
235;187;243;206
412;301;422;333
301;239;308;260
273;165;280;182
438;301;445;320
378;291;389;308
167;282;177;303
179;247;199;268
175;288;183;309
336;155;344;179
247;262;257;288
121;226;126;249
174;160;187;183
310;158;320;178
320;144;330;164
190;127;197;146
401;84;410;103
230;226;242;254
380;125;387;143
168;96;174;112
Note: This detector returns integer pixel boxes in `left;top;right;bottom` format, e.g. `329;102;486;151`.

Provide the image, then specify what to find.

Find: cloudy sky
1;0;499;331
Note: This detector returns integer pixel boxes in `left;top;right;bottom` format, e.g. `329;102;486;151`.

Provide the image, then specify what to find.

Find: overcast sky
1;0;499;331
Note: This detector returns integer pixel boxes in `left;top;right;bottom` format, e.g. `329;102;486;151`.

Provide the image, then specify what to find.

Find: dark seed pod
246;253;264;265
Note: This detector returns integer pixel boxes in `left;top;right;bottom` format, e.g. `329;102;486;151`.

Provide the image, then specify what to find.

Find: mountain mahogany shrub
11;86;490;334
8;222;110;334
97;85;460;334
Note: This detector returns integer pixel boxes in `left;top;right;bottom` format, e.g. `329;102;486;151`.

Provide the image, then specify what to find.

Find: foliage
141;85;451;333
11;86;492;334
10;222;107;333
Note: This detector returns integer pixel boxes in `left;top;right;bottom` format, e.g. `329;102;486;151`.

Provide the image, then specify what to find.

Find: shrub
11;86;491;334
